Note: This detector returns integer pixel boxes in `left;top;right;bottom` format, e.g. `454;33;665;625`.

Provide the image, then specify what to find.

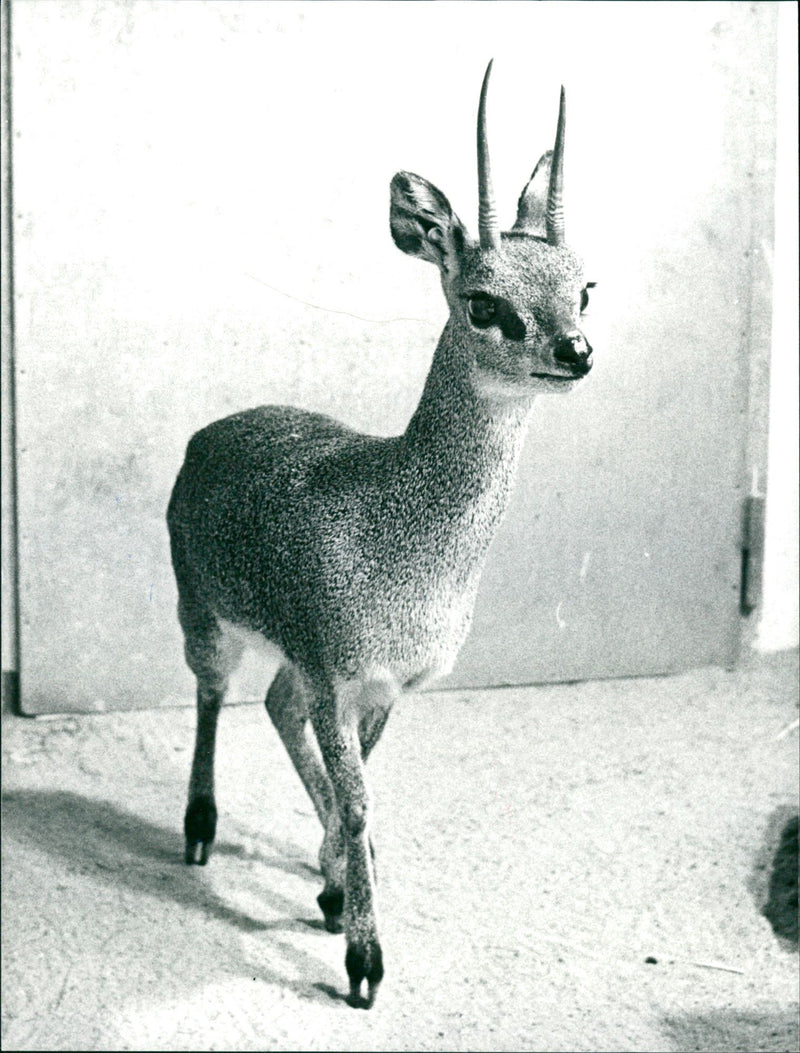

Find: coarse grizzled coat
167;62;594;1009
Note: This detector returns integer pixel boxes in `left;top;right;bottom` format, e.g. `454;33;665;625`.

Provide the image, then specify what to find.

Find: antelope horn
477;60;501;250
546;86;566;245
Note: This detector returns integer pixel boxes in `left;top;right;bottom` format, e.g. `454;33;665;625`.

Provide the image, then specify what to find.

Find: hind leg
179;598;244;865
309;674;397;1008
265;664;345;930
311;708;391;932
265;664;334;825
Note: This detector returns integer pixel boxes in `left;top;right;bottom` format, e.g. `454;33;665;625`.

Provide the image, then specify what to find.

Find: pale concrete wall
2;1;795;712
1;0;18;706
757;0;799;652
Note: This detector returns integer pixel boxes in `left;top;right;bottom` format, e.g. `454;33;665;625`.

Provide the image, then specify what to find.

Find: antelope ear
390;171;470;271
512;150;552;237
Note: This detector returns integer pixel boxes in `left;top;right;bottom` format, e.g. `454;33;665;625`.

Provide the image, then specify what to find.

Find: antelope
167;61;594;1008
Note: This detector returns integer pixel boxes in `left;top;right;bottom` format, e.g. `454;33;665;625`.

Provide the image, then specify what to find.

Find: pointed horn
546;86;566;245
477;60;501;250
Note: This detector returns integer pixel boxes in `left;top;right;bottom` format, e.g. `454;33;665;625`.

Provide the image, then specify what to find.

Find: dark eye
467;294;496;327
580;281;597;314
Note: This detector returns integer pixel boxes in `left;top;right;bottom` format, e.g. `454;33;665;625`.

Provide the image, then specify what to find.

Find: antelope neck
399;320;534;532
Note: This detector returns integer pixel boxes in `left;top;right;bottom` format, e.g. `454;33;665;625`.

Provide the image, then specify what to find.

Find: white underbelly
216;617;287;666
215;584;474;691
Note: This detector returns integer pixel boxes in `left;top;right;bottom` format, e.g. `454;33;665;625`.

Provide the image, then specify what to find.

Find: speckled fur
168;91;591;1007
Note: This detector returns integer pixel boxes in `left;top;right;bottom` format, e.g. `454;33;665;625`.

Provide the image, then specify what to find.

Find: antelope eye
467;294;496;327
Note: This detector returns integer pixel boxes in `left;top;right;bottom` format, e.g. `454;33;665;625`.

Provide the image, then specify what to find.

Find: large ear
512;150;552;237
390;171;470;271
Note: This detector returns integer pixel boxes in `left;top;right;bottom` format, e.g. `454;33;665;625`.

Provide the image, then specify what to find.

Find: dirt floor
2;650;798;1052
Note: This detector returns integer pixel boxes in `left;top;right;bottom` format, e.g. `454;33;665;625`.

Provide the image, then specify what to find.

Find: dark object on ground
763;814;799;945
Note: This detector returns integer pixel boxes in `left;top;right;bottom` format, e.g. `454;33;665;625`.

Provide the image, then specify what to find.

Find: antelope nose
553;331;593;374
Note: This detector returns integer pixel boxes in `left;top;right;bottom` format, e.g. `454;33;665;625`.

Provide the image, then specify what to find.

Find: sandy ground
2;650;798;1053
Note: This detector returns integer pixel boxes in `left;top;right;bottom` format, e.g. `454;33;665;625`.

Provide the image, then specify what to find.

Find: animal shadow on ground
662;1009;800;1053
2;789;346;1005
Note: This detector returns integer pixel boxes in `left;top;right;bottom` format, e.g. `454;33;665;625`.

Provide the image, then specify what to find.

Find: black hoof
184;795;216;865
345;940;383;1009
317;887;344;933
184;840;211;865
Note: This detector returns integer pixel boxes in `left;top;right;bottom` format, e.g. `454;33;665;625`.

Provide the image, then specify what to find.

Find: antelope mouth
530;372;582;382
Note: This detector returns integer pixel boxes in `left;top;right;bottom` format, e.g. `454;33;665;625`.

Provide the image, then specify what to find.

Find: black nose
553;331;593;375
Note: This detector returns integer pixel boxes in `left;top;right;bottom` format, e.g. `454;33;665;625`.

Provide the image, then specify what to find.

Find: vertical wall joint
741;494;766;615
1;0;21;712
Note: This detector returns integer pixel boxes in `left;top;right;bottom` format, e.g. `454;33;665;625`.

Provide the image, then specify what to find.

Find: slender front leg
310;676;395;1008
